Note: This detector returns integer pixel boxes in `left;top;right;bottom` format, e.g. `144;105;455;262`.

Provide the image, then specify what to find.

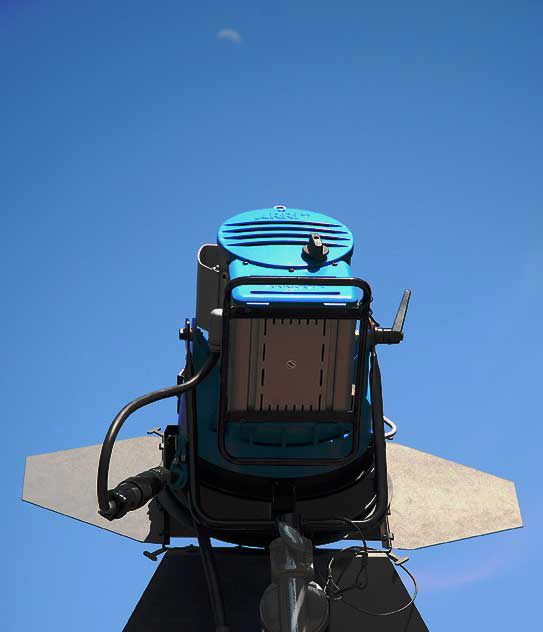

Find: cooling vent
221;220;350;248
218;208;355;275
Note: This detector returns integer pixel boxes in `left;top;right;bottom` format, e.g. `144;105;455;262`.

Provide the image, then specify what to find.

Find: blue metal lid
218;207;354;269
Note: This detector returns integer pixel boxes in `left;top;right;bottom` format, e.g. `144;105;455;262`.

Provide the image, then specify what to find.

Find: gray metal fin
386;442;523;549
22;437;523;549
22;436;166;543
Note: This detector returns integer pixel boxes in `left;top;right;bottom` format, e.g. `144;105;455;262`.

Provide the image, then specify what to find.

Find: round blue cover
218;207;354;269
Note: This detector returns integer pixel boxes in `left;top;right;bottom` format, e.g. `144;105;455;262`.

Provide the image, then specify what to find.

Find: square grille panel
227;318;356;414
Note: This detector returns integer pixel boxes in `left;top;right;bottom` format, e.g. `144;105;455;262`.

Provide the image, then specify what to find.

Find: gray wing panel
387;442;523;549
22;437;167;542
22;437;523;548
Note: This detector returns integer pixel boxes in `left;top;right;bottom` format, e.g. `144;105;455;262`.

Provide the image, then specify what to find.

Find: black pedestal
124;547;428;631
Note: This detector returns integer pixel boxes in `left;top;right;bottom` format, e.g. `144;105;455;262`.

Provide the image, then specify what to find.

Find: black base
124;547;428;632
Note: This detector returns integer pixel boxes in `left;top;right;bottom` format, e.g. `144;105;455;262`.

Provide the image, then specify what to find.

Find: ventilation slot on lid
224;219;344;228
223;225;349;235
226;240;349;247
222;233;349;241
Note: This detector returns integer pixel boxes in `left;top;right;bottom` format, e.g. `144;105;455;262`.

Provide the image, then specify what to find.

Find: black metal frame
183;344;388;536
177;276;389;537
217;276;372;466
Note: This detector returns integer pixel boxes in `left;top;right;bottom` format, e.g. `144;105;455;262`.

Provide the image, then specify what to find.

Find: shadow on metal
124;547;428;632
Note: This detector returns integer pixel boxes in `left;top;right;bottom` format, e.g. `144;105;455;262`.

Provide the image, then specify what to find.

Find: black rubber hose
359;346;389;527
159;488;230;631
194;522;230;632
332;346;388;530
97;352;219;516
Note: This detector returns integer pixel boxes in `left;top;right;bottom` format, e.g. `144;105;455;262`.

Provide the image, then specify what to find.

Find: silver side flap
23;437;523;549
22;437;165;543
387;442;523;549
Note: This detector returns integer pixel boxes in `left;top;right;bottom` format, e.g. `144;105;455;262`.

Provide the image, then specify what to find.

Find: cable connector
99;467;170;521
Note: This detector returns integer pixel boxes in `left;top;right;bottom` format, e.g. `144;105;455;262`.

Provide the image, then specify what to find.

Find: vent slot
223;226;348;235
224;220;343;228
227;240;348;247
223;232;350;242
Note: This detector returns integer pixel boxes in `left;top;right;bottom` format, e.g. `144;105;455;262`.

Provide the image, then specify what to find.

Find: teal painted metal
218;207;354;268
177;208;372;479
218;208;359;305
178;319;371;480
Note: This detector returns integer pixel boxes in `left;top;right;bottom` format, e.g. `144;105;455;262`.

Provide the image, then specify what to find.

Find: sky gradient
3;1;542;630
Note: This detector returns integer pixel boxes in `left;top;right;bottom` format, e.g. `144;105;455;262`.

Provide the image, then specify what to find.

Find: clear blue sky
3;1;542;629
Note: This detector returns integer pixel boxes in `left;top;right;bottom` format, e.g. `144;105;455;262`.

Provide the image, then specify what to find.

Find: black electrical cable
333;562;418;618
320;347;388;534
194;522;231;632
365;346;389;524
97;352;219;516
324;517;418;617
322;516;369;597
158;487;230;631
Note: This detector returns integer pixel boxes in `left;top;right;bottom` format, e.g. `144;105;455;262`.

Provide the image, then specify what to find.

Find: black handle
372;289;411;345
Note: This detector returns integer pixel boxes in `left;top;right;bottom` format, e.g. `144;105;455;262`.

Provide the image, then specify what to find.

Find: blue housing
175;208;372;482
218;208;359;305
